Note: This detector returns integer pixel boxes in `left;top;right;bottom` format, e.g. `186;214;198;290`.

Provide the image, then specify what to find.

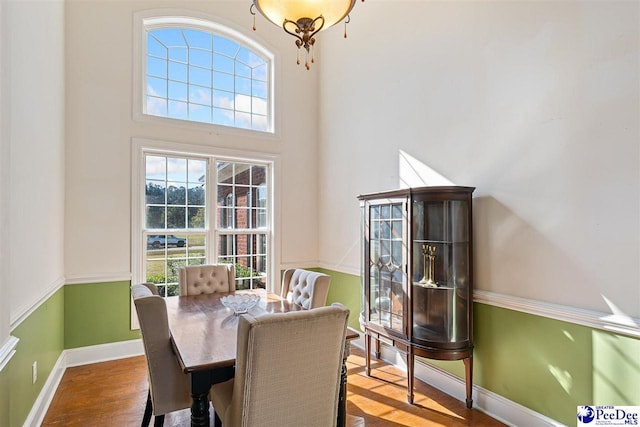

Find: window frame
133;10;278;137
131;138;280;326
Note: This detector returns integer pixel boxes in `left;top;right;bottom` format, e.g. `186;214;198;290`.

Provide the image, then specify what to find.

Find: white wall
7;0;66;324
0;0;9;345
318;1;639;317
64;1;322;282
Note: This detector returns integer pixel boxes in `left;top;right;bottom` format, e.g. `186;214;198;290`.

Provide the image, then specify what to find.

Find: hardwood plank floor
42;346;506;426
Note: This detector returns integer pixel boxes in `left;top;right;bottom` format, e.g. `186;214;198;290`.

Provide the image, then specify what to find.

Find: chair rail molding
0;335;19;372
474;289;640;339
10;276;65;331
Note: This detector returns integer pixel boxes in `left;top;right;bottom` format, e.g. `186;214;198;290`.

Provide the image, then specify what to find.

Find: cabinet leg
365;333;371;376
464;356;473;408
407;350;414;404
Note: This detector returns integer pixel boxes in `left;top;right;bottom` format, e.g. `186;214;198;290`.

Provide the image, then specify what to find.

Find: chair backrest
280;268;331;309
179;264;235;296
131;283;191;416
225;304;349;427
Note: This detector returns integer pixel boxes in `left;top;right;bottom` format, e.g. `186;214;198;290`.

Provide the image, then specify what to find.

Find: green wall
9;287;65;426
0;356;10;427
64;281;140;348
317;269;640;427
4;274;639;427
314;268;362;330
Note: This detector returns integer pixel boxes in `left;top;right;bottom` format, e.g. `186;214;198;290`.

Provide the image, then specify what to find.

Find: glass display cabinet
358;186;475;408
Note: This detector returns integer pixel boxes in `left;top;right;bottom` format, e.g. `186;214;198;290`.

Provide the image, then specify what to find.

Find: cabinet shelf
359;186;475;408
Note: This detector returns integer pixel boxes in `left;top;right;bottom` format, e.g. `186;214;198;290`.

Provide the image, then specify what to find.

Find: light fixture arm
282;16;325;53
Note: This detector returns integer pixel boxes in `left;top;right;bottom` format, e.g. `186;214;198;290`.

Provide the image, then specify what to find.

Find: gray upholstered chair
280;268;331;309
178;264;235;296
211;304;350;427
131;283;191;427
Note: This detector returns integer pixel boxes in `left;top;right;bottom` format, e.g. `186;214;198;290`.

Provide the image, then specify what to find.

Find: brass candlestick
419;244;437;287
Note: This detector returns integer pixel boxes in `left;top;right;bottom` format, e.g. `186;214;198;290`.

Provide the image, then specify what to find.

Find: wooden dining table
165;289;359;427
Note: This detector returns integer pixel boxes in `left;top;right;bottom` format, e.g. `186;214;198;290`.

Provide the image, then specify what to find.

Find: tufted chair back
211;304;350;427
280;268;331;310
131;283;191;426
179;264;236;296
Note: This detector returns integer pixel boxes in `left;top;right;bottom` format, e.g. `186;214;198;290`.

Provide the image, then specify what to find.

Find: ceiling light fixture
250;0;365;70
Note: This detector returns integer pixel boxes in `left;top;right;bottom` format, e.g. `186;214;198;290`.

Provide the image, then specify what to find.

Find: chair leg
153;414;165;427
214;411;222;427
142;390;152;427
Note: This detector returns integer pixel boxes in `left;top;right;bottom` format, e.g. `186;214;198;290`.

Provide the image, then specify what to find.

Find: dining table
165;289;359;427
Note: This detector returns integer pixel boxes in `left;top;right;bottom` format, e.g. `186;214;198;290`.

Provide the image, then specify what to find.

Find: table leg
337;342;351;427
190;367;235;427
190;372;210;427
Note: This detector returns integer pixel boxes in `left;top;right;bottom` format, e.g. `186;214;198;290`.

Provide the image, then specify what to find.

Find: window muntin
141;153;271;297
215;162;268;290
144;25;271;132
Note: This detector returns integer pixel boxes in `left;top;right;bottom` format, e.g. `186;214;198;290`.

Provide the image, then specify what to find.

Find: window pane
145;26;271;132
146;181;165;204
235;95;251;113
213;35;239;56
189;66;212;87
168;101;188;120
188;184;205;206
189;104;212;123
169;81;187;101
147;56;166;78
188;159;206;183
168;47;187;63
146;206;165;229
189;48;212;68
188;207;205;228
213;71;233;91
252;115;267;131
213;53;234;74
168;61;187;82
167;206;186;228
167;158;187;181
235;112;251;129
147;97;167;116
148;36;167;58
213;90;234;109
189;85;211;106
184;29;212;50
235;76;251;95
212;108;233;127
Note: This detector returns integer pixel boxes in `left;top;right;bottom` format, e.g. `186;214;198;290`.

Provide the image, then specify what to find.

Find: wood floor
42;346;506;426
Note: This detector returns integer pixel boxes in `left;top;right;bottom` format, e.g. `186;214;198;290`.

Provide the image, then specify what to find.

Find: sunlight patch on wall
548;364;573;395
398;150;454;188
592;330;640;405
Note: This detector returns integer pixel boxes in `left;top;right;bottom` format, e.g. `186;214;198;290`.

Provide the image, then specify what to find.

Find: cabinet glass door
411;199;470;346
368;201;406;334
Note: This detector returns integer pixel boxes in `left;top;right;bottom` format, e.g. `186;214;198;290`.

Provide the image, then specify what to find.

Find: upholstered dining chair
131;283;192;427
280;268;331;309
210;303;350;427
178;264;235;296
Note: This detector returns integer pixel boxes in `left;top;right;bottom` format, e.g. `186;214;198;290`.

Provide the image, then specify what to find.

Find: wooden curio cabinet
358;186;475;408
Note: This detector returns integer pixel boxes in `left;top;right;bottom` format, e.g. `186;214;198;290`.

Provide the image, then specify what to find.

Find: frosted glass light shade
254;0;357;30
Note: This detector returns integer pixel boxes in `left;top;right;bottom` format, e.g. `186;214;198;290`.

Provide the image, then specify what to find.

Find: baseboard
22;348;66;427
353;339;563;427
63;339;144;367
23;339;144;427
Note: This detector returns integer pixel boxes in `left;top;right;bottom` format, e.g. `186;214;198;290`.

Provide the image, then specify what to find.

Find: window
135;146;273;297
138;15;274;133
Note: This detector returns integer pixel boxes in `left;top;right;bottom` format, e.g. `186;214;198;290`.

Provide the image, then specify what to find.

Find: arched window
137;15;274;133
